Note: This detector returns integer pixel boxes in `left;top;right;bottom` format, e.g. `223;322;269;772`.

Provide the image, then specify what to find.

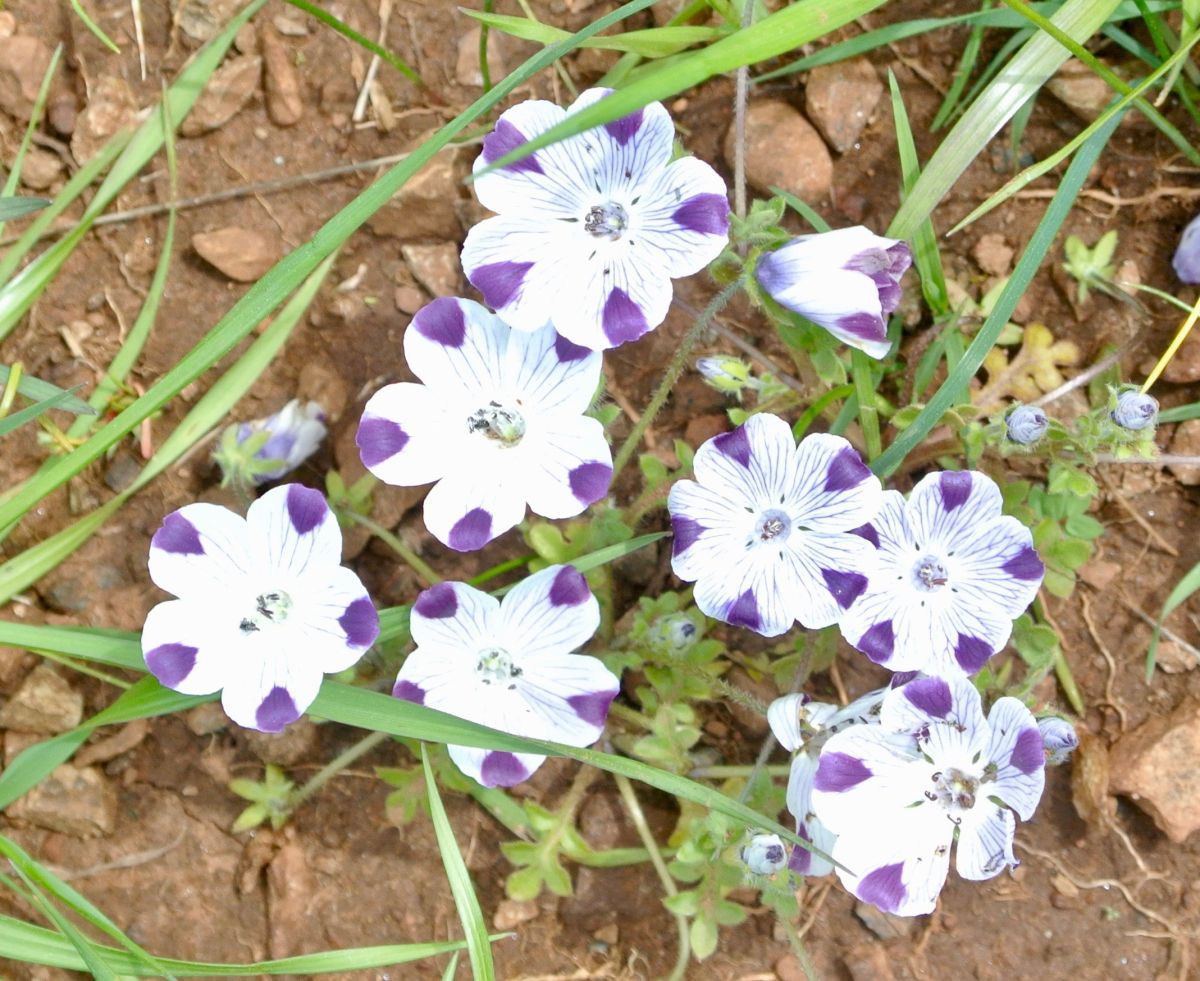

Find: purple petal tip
285;483;327;535
548;566;590;607
153;513;205;556
414;582;458;619
357;415;409;469
447;508;493;551
255;686;301;733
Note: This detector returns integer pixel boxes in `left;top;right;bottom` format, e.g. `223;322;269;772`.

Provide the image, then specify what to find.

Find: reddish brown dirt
1;0;1199;978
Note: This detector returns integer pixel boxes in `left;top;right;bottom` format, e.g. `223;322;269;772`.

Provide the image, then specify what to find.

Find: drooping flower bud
740;833;788;875
756;226;912;360
696;355;752;396
214;399;327;488
1005;404;1049;445
651;612;700;655
1172;213;1200;284
1111;390;1158;431
1038;717;1078;766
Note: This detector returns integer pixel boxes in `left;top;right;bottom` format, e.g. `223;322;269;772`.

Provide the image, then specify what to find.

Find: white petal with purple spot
148;503;253;601
955;804;1016;881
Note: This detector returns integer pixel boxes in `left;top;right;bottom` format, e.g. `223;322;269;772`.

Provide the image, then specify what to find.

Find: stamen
467;401;526;446
584;202;629;241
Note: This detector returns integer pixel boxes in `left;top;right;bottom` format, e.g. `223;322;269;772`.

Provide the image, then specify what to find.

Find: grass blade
0;387;87;438
0;365;93;415
888;0;1121;241
421;744;496;980
872;112;1122;477
1148;559;1200;679
479;0;887;175
0;42;61;239
0;197;50;221
67;0;121;53
282;0;419;82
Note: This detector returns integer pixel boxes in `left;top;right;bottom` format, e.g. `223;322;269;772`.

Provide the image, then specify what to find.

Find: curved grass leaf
0;0;659;537
872;112;1123;477
0;387;87;439
887;0;1121;242
422;744;496;980
0;42;61;239
463;10;720;57
0;914;479;975
282;0;419;83
478;0;887;175
1148;559;1200;679
0;366;93;416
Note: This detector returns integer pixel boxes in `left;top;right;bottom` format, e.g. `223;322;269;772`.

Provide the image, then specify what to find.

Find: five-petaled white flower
461;87;730;351
667;413;883;637
837;470;1044;677
141;484;379;732
811;675;1046;917
393;565;620;788
356;296;612;552
756;226;912;360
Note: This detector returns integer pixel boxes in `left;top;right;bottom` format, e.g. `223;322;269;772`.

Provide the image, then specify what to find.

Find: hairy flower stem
612;278;743;481
732;0;755;226
614;770;691;981
288;729;390;813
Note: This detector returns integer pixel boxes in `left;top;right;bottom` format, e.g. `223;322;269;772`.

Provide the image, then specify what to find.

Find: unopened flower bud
740;833;787;875
1111;390;1158;431
696;355;752;395
1006;404;1048;445
1173;213;1200;284
215;399;327;488
653;612;699;654
756;226;913;360
1038;717;1078;766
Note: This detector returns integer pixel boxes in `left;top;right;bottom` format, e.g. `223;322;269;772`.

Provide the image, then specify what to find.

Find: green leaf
0;197;50;221
0;387;87;439
1149;558;1200;678
479;0;886;175
421;745;495;981
888;0;1122;241
872;110;1123;476
282;0;419;82
463;10;719;56
0;365;93;416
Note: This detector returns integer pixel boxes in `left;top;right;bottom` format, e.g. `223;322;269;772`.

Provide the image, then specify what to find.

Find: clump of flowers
214;399;327;488
141;484;379;732
811;675;1046;916
357;297;612;551
393;564;619;787
755;226;912;359
667;413;883;637
837;470;1044;676
462;88;730;350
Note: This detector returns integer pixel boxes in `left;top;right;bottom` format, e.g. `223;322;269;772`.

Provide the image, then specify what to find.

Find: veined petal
290;566;379;674
409;580;499;653
516;652;619;746
449;745;546;789
906;471;1003;555
631;155;730;277
504;324;602;416
831;807;952;916
565;88;676;196
984;696;1046;820
142;600;239;695
955;803;1017;881
550;248;673;350
690;413;796;507
760;265;891;359
782;531;878;630
404;297;507;393
220;647;324;733
951;515;1043;617
358;382;458;487
883;675;987;738
462;216;585;332
810;726;929;834
246;484;342;583
472;98;583;217
692;544;805;637
855;489;911;563
495;565;601;660
768;693;812;752
786;433;882;532
786;754;835;878
423;472;528;551
148;503;254;601
521;416;613;520
666;478;747;581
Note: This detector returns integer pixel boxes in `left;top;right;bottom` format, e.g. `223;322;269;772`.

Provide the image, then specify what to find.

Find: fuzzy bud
1111;390;1158;431
696;355;752;395
1038;717;1078;766
1005;404;1048;445
214;399;327;488
740;833;788;875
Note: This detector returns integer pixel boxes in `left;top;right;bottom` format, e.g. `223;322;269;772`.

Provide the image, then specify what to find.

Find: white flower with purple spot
768;690;887;878
667;413;883;637
837;470;1044;677
141;484;379;733
356;297;612;552
811;675;1046;917
756;226;912;360
393;565;619;788
461;88;730;351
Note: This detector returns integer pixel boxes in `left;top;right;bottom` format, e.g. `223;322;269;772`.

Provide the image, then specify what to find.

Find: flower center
927;767;979;817
585;202;629;241
475;647;522;687
467;401;526;446
911;554;949;592
754;509;792;544
240;590;292;634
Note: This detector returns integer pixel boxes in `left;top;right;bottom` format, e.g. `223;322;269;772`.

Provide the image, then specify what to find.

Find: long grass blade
421;744;495;980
